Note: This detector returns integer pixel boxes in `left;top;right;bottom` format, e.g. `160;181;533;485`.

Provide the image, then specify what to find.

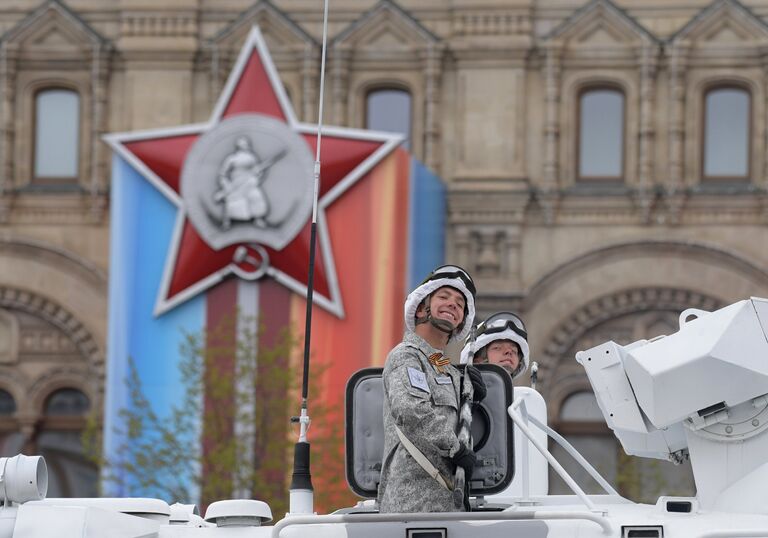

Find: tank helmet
460;311;530;380
403;265;476;343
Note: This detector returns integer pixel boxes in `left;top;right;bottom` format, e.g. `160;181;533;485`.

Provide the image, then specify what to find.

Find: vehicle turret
578;297;768;514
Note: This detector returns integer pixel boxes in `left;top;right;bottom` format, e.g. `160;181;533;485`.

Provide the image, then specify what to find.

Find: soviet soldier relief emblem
104;27;402;317
213;135;285;230
181;114;314;251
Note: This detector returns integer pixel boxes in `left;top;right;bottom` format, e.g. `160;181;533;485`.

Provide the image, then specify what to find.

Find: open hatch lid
345;364;514;499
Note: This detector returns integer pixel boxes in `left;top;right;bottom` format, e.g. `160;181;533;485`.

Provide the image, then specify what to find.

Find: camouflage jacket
377;331;468;513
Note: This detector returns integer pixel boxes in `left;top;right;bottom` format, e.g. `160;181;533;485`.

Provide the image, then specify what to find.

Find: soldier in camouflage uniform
378;265;485;513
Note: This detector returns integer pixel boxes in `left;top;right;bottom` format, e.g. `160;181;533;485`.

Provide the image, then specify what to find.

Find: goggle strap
478;322;528;341
421;270;476;297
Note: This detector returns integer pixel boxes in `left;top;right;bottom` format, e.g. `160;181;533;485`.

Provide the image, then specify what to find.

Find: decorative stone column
0;44;16;223
637;43;658;223
301;44;319;123
330;45;350;126
0;44;7;222
209;43;222;109
762;56;768;223
763;60;768;191
423;43;443;173
89;42;110;223
665;43;689;225
540;44;561;224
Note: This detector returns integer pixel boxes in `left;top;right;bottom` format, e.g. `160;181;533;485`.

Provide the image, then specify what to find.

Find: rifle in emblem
213;148;287;203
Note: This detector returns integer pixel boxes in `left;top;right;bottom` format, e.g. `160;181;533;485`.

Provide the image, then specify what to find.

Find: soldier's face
426;286;465;329
477;340;520;374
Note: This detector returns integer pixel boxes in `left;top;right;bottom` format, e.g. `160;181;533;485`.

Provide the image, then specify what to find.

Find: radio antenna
288;0;330;516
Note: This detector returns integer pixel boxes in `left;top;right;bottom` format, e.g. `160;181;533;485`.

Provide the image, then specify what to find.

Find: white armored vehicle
2;296;768;537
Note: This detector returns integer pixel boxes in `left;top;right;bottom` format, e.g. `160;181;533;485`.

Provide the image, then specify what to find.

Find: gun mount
577;297;768;514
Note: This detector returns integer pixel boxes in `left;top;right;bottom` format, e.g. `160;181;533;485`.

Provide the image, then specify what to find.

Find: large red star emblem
105;28;401;317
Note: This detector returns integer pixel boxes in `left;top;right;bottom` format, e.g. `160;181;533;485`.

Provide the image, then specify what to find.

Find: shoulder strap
394;424;453;491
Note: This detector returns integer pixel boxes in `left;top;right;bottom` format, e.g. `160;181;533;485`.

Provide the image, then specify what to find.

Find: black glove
466;365;487;402
450;443;476;477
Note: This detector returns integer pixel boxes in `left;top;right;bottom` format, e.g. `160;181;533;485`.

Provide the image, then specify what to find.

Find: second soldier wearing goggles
460;311;530;381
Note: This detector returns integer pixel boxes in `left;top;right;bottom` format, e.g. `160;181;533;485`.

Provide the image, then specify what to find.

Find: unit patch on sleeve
407;367;430;393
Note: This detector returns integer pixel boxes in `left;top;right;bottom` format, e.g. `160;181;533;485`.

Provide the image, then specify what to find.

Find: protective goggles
422;264;476;297
477;311;527;340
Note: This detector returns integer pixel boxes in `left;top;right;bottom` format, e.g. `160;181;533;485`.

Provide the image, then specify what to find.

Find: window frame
701;84;752;183
31;86;82;185
575;85;627;183
363;85;413;149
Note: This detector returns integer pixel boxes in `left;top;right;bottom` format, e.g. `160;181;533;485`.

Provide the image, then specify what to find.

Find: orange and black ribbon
428;352;451;373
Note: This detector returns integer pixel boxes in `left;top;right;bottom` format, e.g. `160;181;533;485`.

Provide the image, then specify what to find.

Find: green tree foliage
85;312;356;515
84;314;289;510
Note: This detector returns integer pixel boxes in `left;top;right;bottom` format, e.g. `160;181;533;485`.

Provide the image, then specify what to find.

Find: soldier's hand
466;365;487;402
451;444;476;477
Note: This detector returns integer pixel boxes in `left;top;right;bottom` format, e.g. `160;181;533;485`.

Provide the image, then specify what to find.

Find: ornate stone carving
472;228;503;279
0;309;18;364
0;287;102;375
448;181;529;295
19;328;77;355
451;10;531;37
120;15;197;38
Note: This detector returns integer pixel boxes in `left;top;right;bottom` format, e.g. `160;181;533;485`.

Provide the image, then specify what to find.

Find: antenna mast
288;0;330;516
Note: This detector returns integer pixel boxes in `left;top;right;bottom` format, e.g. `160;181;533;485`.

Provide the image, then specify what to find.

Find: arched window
37;388;97;497
0;389;15;415
34;88;80;181
550;390;615;494
703;86;750;180
44;388;90;416
365;88;412;150
578;87;625;181
0;389;22;458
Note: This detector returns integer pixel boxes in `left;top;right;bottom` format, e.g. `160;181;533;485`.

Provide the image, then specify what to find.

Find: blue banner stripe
104;157;204;496
407;159;446;288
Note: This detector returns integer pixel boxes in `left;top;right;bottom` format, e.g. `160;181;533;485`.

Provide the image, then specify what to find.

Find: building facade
0;0;766;499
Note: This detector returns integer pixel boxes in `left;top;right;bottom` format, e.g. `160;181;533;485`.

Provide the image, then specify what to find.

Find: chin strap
415;306;456;335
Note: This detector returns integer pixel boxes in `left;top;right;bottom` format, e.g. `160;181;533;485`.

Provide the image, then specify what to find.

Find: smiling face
416;286;466;330
476;339;521;374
